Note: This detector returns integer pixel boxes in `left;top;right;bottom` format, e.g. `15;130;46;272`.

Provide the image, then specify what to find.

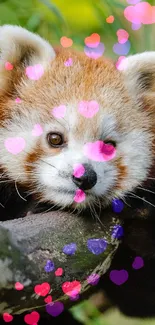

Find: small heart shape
74;189;86;203
73;163;85;178
110;269;128;285
78;100;99;118
85;33;100;48
3;313;13;323
55;268;63;276
44;295;52;304
60;36;73;48
84;43;105;59
24;311;40;325
32;124;43;137
5;62;13;71
4;137;25;155
64;58;73;66
15;282;24;290
62;280;81;297
87;238;107;255
46;301;64;317
25;64;44;80
63;243;77;255
106;15;114;23
52;105;66;119
132;256;144;270
34;282;50;297
84;140;116;162
113;41;131;56
15;97;21;103
117;29;129;44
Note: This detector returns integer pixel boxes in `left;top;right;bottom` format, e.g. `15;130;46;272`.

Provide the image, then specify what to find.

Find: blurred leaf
38;0;67;26
26;13;42;31
111;0;127;9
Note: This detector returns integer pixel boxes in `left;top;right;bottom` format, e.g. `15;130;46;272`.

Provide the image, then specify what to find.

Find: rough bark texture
0;209;121;316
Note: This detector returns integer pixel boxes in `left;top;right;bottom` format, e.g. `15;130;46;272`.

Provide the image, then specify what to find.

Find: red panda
0;25;155;323
0;25;154;222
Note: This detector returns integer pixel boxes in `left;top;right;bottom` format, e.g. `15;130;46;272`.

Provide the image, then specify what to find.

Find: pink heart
78;100;99;118
52;105;66;119
117;29;129;44
74;189;86;203
5;62;13;71
44;295;53;304
15;282;24;290
83;141;116;162
115;56;127;70
73;164;85;178
124;2;155;24
15;97;21;103
32;124;43;136
64;58;73;66
25;64;44;80
5;137;25;155
24;311;40;325
3;313;13;323
34;282;50;297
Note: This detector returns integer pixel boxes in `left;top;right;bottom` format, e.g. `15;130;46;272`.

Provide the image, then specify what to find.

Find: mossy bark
0;209;121;315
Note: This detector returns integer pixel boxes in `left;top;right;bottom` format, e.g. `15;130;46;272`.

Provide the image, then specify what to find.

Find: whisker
128;191;155;208
15;180;27;201
137;186;155;195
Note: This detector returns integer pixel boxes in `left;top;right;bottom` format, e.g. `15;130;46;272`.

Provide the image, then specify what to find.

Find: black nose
72;163;97;191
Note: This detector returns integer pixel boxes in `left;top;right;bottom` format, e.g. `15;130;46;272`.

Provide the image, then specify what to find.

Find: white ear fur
0;25;55;90
120;52;155;103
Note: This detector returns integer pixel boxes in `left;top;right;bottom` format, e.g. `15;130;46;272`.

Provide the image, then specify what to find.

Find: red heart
34;282;50;297
85;33;100;48
62;280;81;297
44;295;52;304
24;311;40;325
60;36;73;48
106;15;114;23
5;62;13;71
3;313;13;323
55;268;63;276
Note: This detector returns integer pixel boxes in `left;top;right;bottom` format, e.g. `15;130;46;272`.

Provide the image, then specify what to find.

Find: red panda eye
47;133;64;147
104;140;116;148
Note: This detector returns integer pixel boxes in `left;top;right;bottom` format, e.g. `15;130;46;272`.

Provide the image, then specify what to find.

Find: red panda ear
0;25;55;93
120;52;155;109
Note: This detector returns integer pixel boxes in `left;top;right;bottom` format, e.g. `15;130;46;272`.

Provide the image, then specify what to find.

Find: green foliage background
0;0;155;58
0;0;155;324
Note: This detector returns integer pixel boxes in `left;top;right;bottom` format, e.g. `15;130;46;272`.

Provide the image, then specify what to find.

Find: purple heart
70;294;80;301
46;301;64;317
63;243;77;255
110;269;129;285
132;23;142;30
112;199;124;213
87;238;108;255
84;42;105;59
44;260;55;272
111;225;124;239
87;273;100;286
132;256;144;270
113;41;131;55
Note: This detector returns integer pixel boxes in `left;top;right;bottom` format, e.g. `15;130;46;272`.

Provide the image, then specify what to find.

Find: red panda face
0;25;154;211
